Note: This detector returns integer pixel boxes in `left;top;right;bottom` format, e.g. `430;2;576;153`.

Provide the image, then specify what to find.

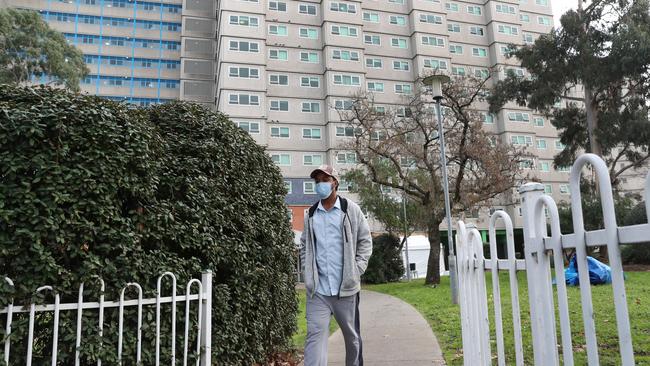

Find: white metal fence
1;270;212;365
457;153;650;365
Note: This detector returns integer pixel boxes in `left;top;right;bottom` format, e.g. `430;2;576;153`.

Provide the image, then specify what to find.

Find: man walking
300;165;373;366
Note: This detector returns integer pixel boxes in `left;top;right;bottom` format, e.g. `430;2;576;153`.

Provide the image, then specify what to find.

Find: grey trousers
304;292;363;366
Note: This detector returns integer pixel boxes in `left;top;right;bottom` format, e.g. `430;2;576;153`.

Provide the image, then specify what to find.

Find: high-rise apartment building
5;0;580;236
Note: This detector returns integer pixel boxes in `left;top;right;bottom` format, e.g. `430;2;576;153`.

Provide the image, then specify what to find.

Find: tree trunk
425;219;443;285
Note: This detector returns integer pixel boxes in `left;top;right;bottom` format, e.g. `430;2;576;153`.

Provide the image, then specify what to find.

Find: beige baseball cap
309;164;339;181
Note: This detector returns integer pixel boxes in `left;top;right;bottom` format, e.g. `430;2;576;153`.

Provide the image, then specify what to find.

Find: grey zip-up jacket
300;196;373;298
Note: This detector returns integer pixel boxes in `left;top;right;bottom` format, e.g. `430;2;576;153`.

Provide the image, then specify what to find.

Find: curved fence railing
457;154;650;366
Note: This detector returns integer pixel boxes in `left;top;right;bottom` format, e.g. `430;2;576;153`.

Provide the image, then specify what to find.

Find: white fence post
200;270;212;366
519;182;559;366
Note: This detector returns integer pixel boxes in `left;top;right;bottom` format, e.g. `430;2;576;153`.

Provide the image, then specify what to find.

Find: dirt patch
623;264;650;272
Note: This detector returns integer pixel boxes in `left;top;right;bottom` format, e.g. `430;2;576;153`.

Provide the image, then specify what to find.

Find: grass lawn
292;289;339;349
365;272;650;365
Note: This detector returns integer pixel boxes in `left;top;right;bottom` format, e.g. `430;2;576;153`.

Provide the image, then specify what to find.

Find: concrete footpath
326;290;446;366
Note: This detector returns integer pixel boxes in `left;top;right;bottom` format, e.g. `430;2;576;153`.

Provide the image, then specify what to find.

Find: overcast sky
551;0;577;27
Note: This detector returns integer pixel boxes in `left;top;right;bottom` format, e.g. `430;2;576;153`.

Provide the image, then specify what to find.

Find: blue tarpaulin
564;255;612;286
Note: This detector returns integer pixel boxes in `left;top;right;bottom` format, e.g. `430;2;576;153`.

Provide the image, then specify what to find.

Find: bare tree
337;72;526;284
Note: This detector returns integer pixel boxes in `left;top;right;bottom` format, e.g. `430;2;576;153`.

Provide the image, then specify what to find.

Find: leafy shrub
361;233;404;284
621;201;650;264
0;85;296;365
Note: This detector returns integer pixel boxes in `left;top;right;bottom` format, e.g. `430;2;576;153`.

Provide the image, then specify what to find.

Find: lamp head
423;74;451;100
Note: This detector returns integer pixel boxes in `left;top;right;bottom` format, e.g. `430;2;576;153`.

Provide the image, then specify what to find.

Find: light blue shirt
313;197;344;296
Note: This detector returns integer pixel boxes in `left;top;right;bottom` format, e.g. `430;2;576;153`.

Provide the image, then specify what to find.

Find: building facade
5;0;584;235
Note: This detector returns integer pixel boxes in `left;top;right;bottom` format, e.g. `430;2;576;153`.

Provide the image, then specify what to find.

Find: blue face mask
315;182;333;199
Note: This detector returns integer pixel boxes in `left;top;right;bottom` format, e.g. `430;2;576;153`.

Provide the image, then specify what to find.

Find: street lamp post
402;191;411;281
423;74;459;304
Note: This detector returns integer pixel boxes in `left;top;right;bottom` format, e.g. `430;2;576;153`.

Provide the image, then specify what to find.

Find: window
501;45;513;55
559;184;570;194
269;24;288;35
230;41;259;52
299;4;317;15
236;121;260;134
229;94;260;105
301;102;321;113
469;26;485;36
498;25;519;35
335;99;354;110
536;139;547;149
229;67;260;79
333;49;359;61
510;135;533;146
519;159;535;169
472;47;488;57
284;181;292;194
370;131;387;141
303;181;315;193
539;161;550;172
520;13;530;22
511;135;533;146
300;76;320;87
391;38;408;48
336;127;361;137
367;82;384;92
448;23;461;32
534;117;544;127
364;34;381;45
269;49;288;60
333;74;361;86
467;5;482;15
303;154;323;166
330;2;357;13
269;1;287;11
424;59;448;70
394;84;412;94
229;15;259;27
422;36;445;47
536;0;548;6
303;128;322;139
421;14;443;24
523;33;534;44
366;58;383;68
475;68;490;78
269;74;289;85
299;28;318;39
446;2;459;11
495;4;516;14
373;106;386;115
338;180;353;192
390;15;406;25
270;100;289;111
363;12;379;22
557;165;570;172
451;66;465;76
396;107;412;117
481;112;495;124
270;126;290;138
400;156;416;167
449;44;463;54
393;61;409;71
555;140;565;150
544;184;553;194
508;112;530;122
388;0;405;4
272;154;291;166
331;25;358;37
538;16;551;26
337;152;357;164
300;52;319;63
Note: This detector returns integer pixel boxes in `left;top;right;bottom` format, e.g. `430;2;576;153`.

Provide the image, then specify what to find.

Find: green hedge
0;85;297;365
621;201;650;264
361;233;404;284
